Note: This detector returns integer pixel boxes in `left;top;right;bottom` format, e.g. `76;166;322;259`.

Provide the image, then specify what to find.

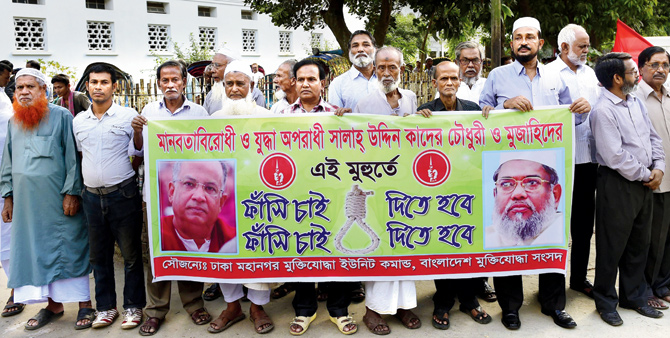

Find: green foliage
35;59;77;84
384;14;425;64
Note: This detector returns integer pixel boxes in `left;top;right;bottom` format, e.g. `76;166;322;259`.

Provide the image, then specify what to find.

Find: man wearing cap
424;57;435;78
204;47;239;115
0;68;95;330
591;52;665;325
132;60;212;336
545;24;601;299
479;17;580;330
206;60;275;334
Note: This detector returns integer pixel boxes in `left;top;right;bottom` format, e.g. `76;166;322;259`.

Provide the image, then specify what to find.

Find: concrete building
3;0;337;79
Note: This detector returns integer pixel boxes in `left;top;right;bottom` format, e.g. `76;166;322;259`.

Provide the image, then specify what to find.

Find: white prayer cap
499;150;556;170
215;47;240;61
16;68;46;85
512;17;541;34
224;60;252;80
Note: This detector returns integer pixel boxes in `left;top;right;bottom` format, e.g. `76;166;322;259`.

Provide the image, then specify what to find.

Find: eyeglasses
496;177;551;193
459;57;481;65
645;62;670;71
624;69;639;77
174;179;222;197
211;62;227;69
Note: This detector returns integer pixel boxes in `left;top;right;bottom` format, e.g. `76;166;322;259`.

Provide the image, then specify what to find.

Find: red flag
612;19;653;64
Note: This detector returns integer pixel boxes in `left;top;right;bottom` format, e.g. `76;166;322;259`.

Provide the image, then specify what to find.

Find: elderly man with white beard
546;24;601;300
342;46;420;335
211;60;270;117
208;59;273;335
203;47;239;115
329;30;378;113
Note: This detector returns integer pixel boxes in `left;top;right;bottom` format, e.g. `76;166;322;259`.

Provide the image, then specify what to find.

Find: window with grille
148;24;170;51
86;0;105;9
241;10;253;20
14;17;45;51
242;29;256;53
147;1;166;14
12;0;41;4
199;27;216;50
279;32;292;53
87;21;113;51
198;6;214;17
310;32;322;49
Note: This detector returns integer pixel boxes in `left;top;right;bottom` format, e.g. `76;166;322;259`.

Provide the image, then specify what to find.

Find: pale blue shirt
546;57;601;164
590;89;665;182
328;66;378;109
479;60;573;109
353;88;417;116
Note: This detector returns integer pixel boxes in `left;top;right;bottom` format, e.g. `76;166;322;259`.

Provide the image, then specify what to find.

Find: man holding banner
479;17;578;330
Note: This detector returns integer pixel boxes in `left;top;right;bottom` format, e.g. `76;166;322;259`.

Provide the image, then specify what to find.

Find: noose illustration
334;185;380;254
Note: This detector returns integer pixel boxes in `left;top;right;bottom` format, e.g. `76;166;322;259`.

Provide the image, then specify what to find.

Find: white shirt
175;229;211;252
251;72;263;88
73;103;136;188
546;57;601;164
353;88;417;116
456;77;487;103
328;66;378;109
270;97;292;114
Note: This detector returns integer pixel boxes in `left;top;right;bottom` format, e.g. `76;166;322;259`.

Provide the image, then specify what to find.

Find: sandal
363;312;390;335
459;304;492;324
289;313;316;336
74;307;96;330
25;308;64;331
330;315;357;335
139;317;162;336
249;307;274;334
203;284;222;301
431;309;449;330
207;311;245;333
659;291;670;303
648;296;669;310
478;280;497;302
2;295;25;317
394;309;421;329
271;283;296;299
191;307;212;325
351;283;365;303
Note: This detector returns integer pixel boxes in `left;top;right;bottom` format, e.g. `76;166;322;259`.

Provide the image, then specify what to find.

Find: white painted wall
1;0;346;80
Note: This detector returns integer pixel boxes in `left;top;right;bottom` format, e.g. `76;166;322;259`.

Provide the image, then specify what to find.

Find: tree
244;0;405;56
384;14;425;64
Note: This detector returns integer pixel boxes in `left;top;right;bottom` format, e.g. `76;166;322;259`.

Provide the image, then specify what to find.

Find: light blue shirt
479;60;573;110
545;57;601;164
328;66;378;109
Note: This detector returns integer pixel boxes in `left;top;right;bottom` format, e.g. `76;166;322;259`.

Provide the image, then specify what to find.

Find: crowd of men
0;15;669;335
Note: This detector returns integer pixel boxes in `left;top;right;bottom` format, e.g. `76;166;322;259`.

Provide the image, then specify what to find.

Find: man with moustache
73;63;145;329
454;41;487;103
416;62;493;330
591;52;666;325
208;60;273;334
347;46;421;334
203;47;239;115
131;60;211;336
52;74;91;116
634;46;670;310
281;60;340;115
329;30;378;112
0;68;94;330
479;17;580;330
270;59;297;114
545;24;601;300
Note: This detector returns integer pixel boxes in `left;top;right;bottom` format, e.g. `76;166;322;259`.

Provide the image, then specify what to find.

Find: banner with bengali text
146;106;574;283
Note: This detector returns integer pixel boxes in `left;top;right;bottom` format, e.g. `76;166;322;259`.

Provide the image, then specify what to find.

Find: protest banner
145;107;573;283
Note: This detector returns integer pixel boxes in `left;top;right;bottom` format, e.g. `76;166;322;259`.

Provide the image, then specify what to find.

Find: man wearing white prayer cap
211;60;270;116
204;47;240;114
485;148;576;330
1;67;95;330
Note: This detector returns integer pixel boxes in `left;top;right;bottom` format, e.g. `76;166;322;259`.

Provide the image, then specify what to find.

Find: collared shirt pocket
105;127;130;151
27;135;54;158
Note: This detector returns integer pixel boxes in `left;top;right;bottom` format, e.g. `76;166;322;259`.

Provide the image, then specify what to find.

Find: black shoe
202;284;221;301
541;309;576;328
569;280;594;299
621;305;663;318
501;311;520;330
599;311;623;326
478;280;497;302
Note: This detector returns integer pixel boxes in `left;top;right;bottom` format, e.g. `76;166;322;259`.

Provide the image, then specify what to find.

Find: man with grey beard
329;30;378;113
211;60;270;116
350;46;416;117
455;41;486;102
591;52;665;326
203;47;239;115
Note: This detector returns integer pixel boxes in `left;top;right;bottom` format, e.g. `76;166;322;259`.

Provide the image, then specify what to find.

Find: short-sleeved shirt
328;66;377;109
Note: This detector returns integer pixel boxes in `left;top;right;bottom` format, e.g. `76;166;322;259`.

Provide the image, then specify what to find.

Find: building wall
2;0;336;79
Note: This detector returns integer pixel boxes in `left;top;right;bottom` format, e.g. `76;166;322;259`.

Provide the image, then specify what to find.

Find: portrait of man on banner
483;150;566;249
157;160;238;253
